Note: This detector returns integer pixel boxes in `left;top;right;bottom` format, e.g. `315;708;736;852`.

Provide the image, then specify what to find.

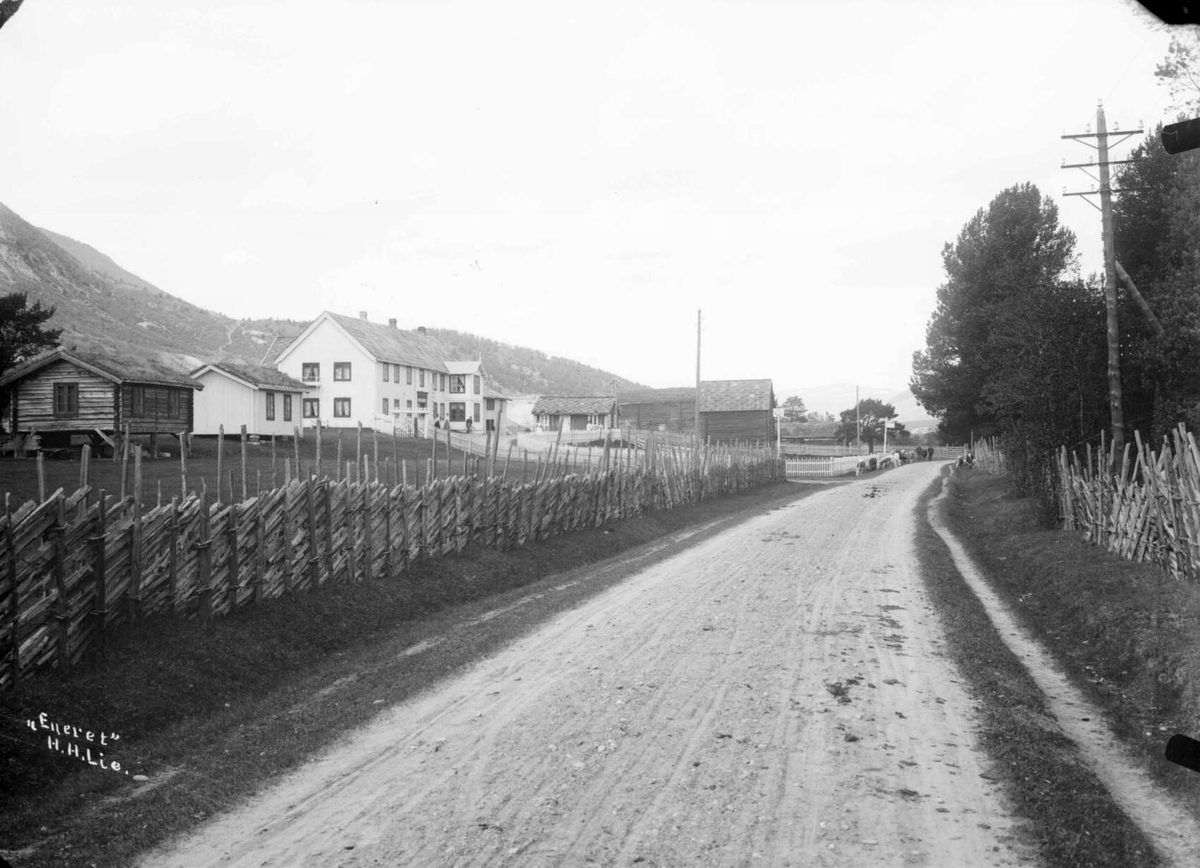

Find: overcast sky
0;0;1184;399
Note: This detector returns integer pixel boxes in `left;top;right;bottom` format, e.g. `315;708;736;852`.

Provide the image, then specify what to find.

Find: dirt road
140;462;1031;867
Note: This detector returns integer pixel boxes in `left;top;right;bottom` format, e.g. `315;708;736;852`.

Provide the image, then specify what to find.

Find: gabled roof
0;347;201;389
532;396;617;416
779;421;840;439
697;379;774;412
617;386;697;405
191;361;307;392
260;335;294;367
276;311;467;372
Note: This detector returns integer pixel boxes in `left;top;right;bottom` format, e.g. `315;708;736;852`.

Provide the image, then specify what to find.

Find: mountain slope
0;201;642;398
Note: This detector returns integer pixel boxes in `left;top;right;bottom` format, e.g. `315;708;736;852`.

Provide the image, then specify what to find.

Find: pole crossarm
1062;158;1140;169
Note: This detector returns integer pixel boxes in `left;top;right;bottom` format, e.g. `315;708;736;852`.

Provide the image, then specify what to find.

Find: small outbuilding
697;379;775;443
0;347;201;453
617;387;697;433
531;396;617;431
190;361;308;437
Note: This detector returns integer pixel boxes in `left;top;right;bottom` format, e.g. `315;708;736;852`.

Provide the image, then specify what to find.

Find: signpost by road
773;407;785;456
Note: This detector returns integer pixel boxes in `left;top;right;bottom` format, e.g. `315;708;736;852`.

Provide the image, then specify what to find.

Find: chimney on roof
418;326;427;335
388;318;397;328
359;311;368;321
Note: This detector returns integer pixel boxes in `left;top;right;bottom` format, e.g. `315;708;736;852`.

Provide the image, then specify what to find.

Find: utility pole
1062;102;1143;462
855;385;860;452
695;309;702;439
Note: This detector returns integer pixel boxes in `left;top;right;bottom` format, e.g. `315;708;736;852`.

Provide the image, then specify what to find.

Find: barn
697;379;775;443
0;348;201;453
617;387;696;434
532;396;617;432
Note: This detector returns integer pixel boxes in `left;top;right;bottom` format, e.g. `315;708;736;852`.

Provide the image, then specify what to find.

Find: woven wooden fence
1054;425;1200;582
0;437;783;691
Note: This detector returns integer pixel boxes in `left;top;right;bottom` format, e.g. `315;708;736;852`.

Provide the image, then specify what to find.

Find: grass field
0;430;560;509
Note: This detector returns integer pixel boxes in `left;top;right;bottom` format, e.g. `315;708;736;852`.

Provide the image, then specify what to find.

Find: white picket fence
785;456;864;478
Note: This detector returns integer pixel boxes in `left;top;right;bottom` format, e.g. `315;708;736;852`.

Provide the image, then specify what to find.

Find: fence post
167;496;179;615
227;501;241;612
197;489;213;621
6;494;21;689
363;481;374;582
51;494;69;671
127;445;144;626
241;424;249;501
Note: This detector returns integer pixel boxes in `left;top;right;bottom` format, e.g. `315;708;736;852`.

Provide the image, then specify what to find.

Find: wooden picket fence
0;437;783;691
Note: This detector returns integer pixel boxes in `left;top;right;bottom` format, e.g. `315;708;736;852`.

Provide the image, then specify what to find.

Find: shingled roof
191;361;307;391
326;312;457;371
697;379;774;413
259;335;294;367
532;396;617;416
0;348;201;389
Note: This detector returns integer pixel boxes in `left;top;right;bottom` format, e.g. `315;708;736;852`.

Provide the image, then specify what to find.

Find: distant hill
779;382;939;431
426;328;645;398
0;200;642;400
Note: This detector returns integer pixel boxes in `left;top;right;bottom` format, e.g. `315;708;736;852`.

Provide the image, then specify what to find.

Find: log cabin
697;379;776;443
0;348;201;453
617;386;697;434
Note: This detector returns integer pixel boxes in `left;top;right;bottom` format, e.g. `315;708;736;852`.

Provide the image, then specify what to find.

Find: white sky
0;0;1185;397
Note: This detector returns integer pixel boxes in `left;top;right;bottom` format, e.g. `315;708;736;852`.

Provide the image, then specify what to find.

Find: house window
473;375;481;395
266;391;276;421
450;374;466;394
486;398;495;411
284;394;293;421
382;364;389;382
302;362;320;382
449;402;466;422
382;398;389;415
417;391;427;409
406;366;412;385
406;399;413;409
131;386;145;416
419;369;425;387
474;403;481;423
333;362;351;381
441;402;446;419
303;398;319;418
393;364;400;382
334;397;351;417
393;398;401;411
54;383;78;416
167;388;180;417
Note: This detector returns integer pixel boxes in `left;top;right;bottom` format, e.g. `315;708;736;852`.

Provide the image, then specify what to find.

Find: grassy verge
917;468;1200;867
941;469;1200;797
0;476;823;868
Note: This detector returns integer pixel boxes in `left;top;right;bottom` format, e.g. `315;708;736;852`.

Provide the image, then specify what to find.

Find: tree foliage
779;395;808;423
910;183;1112;497
911;183;1078;444
833;397;905;453
0;292;60;377
1156;31;1200;113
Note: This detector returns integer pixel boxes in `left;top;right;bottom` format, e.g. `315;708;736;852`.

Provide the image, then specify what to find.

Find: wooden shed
531;396;617;431
617;387;696;433
0;348;201;451
697;379;775;443
190;361;308;437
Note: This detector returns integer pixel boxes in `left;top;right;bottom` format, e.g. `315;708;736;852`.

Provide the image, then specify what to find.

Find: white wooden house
267;311;487;434
190;361;308;437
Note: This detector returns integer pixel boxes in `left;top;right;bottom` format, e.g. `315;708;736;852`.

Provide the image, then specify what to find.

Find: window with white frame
334;362;351;381
302;362;320;382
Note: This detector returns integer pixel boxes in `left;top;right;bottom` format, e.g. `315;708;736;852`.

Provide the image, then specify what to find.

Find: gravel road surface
139;462;1032;867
